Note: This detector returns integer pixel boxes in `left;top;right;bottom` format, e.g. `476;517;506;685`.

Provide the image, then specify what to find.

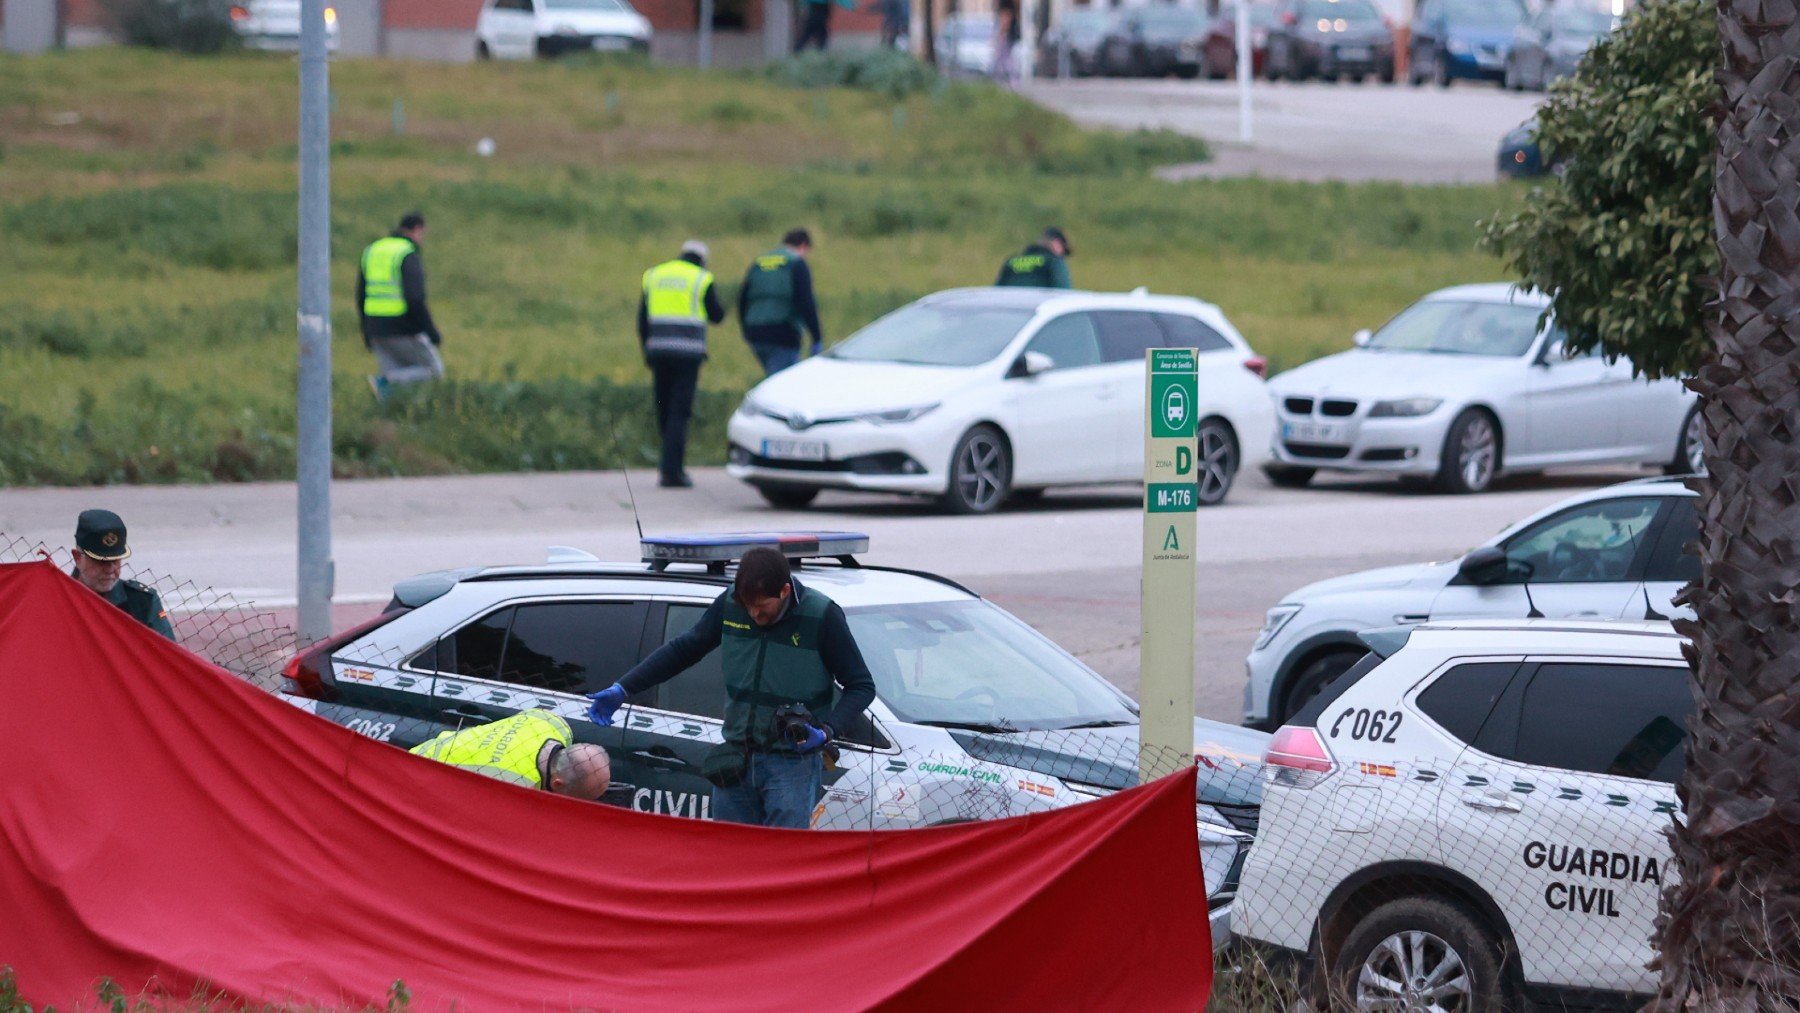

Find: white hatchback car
1235;620;1689;1008
725;287;1275;513
228;0;339;49
1266;283;1700;493
475;0;651;60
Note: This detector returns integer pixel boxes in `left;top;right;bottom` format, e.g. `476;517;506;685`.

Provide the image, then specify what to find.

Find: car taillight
1281;11;1297;25
1264;725;1336;788
280;610;406;699
1244;356;1268;379
229;5;249;20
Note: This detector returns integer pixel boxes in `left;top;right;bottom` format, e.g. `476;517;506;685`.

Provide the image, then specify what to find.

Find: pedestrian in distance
996;226;1074;288
738;228;825;376
357;211;444;400
639;240;727;489
68;509;175;641
796;0;854;50
992;0;1022;86
864;0;909;47
586;548;876;829
410;709;613;799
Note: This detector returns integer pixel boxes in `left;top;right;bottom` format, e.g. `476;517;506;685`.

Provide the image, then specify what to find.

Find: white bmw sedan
725;287;1275;513
1265;284;1700;493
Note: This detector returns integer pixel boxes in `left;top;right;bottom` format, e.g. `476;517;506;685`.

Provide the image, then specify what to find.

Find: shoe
367;375;389;402
659;473;693;488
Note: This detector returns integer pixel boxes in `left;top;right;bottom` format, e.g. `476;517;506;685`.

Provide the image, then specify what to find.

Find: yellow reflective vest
641;258;715;359
361;236;417;319
408;709;572;788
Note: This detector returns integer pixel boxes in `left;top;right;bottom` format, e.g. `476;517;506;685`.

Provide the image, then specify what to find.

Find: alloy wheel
1355;930;1473;1011
954;431;1008;512
1684;409;1707;476
1457;416;1497;490
1196;422;1238;504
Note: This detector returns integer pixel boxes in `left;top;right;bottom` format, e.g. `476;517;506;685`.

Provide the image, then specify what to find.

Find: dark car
1098;4;1212;77
1503;3;1615;90
1199;3;1278;78
1037;6;1118;77
1497;118;1565;178
1409;0;1526;85
1263;0;1394;82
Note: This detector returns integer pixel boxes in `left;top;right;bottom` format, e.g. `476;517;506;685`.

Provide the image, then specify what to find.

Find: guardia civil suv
1234;620;1689;1008
280;533;1268;945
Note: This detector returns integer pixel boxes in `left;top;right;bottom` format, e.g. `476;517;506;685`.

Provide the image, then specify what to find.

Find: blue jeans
712;751;823;828
751;343;802;377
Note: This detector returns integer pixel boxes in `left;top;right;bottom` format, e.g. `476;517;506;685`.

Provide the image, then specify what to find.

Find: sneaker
367;375;389;402
659;472;693;488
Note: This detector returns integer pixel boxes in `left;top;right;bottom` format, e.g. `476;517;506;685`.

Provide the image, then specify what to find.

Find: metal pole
1234;0;1251;143
297;0;334;645
698;0;714;67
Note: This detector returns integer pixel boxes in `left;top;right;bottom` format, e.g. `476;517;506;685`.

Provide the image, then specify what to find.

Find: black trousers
796;2;831;50
650;357;702;480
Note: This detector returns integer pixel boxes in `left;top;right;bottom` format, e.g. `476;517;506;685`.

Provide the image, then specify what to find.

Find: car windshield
1365;299;1543;357
1444;0;1523;26
1062;8;1110;31
1553;6;1614;34
1141;7;1206;30
542;0;631;9
1222;4;1281;25
845;600;1138;731
1303;0;1381;20
828;301;1034;366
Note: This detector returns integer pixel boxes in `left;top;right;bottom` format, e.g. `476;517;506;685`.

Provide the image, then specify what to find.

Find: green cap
75;509;131;561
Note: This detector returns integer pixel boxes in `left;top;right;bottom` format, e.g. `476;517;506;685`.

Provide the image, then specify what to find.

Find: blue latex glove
587;683;627;726
797;723;830;753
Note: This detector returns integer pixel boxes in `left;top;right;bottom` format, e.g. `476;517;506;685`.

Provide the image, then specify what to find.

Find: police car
1234;620;1689;1008
280;533;1268;944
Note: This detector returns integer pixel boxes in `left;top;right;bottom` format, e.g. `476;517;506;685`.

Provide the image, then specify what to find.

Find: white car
726;287;1275;513
1244;477;1697;728
1265;283;1701;493
475;0;651;60
228;0;339;49
1235;619;1689;1007
937;12;999;75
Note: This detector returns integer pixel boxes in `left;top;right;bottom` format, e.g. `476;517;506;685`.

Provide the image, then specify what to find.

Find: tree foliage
102;0;241;54
1482;0;1716;380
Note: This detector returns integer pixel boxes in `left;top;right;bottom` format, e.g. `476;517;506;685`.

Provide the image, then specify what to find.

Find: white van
475;0;652;60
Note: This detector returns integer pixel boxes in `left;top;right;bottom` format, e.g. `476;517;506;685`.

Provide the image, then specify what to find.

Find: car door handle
631;747;693;769
1462;792;1522;814
440;706;487;723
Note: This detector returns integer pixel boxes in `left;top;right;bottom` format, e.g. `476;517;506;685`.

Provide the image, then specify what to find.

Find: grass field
0;49;1521;485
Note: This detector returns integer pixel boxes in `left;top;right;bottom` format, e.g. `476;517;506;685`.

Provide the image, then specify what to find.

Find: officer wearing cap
995;227;1074;289
70;510;175;641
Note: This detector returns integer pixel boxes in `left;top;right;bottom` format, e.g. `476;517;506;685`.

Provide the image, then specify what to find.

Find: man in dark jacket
737;228;824;376
69;509;175;641
638;240;728;488
995;226;1074;289
356;212;444;399
586;547;876;829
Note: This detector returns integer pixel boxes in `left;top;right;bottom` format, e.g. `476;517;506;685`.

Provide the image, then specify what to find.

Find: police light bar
641;532;871;571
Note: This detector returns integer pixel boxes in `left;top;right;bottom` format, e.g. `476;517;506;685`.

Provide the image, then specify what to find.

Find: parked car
1504;3;1616;90
1200;3;1279;79
475;0;651;60
1498;117;1564;178
1236;619;1689;1005
228;0;339;50
725;287;1275;513
937;12;998;76
1037;6;1117;77
1242;477;1699;728
1097;4;1212;77
280;533;1269;946
1263;283;1699;494
1408;0;1526;85
1263;0;1395;82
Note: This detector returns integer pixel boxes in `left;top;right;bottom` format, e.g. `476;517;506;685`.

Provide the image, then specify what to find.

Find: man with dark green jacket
737;229;824;376
586;547;875;829
995;226;1074;289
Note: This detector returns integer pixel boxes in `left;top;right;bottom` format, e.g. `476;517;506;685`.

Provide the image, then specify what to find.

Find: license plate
1336;46;1371;61
761;439;828;462
1284;421;1347;443
590;36;629;50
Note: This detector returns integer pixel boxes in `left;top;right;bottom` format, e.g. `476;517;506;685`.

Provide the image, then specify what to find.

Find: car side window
1155;313;1235;353
1414;662;1521;745
1503;663;1693;783
498;601;648;695
1092;310;1165;363
1501;497;1661;584
1643;497;1700;583
656;604;727;720
443;606;513;681
1025;313;1103;371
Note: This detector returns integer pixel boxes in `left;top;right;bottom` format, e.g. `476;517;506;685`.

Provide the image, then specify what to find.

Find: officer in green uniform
737;228;824;376
69;509;175;641
637;240;727;488
410;709;613;798
995;226;1074;289
587;547;876;828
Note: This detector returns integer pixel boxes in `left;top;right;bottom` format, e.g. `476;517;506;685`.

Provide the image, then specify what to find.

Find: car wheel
942;425;1011;514
1408;47;1425;85
1263;463;1316;488
754;483;819;510
1330;896;1513;1013
1279;648;1360;721
1196;418;1240;506
1665;404;1708;477
1436;46;1453;87
1378;60;1395;83
1435;409;1500;494
476;40;493;60
1347;71;1364;83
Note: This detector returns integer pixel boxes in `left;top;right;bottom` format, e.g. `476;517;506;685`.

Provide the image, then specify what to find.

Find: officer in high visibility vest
68;509;175;641
410;709;613;799
356;211;444;399
637;240;727;488
737;228;824;376
995;226;1074;289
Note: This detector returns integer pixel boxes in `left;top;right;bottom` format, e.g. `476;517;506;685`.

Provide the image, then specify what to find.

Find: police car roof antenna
620;468;645;542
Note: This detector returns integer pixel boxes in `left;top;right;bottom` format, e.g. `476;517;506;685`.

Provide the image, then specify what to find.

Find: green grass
0;48;1520;485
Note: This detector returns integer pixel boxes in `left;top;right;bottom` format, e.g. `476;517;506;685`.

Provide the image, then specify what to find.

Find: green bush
102;0;242;54
767;49;942;99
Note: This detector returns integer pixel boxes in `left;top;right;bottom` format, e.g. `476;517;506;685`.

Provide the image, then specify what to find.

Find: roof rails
641;531;871;575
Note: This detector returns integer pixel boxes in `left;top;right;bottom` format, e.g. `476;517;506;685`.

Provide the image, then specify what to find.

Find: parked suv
1235;620;1689;1007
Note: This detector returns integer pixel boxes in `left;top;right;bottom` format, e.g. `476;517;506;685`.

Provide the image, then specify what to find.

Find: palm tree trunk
1652;0;1800;1003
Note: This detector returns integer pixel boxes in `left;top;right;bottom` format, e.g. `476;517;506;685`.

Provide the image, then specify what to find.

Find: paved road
1021;78;1543;184
0;464;1651;724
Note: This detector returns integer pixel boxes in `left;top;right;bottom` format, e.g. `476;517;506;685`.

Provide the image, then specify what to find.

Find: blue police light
641;532;871;571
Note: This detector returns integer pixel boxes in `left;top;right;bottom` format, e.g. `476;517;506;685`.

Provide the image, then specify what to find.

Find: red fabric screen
0;561;1211;1010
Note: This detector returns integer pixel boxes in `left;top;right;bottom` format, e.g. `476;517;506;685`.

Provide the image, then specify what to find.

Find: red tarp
0;561;1211;1011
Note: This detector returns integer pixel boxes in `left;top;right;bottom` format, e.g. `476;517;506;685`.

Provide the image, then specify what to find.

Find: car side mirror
1458;545;1510;585
1352;328;1373;348
1008;351;1055;378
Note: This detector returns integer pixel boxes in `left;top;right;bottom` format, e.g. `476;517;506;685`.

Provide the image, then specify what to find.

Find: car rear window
1414;662;1521;744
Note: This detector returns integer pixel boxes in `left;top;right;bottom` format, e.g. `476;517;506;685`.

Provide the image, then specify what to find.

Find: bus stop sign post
1139;348;1199;782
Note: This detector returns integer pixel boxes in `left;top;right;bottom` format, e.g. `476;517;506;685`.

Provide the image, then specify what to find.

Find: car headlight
1368;397;1443;418
1254;604;1302;651
855;403;939;425
324;6;337;23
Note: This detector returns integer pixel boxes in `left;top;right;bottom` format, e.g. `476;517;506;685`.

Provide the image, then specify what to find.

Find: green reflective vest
720;588;835;750
361;236;417;318
409;709;571;787
741;249;801;329
642;259;715;358
996;246;1071;289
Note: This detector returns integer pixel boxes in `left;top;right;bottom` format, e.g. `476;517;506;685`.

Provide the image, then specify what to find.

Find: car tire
1263;463;1316;488
1435;408;1500;494
1347;72;1364;83
1279;648;1360;722
1378;61;1395;83
476;40;493;60
1435;47;1453;87
1329;896;1513;1013
1196;418;1240;506
755;483;820;510
1665;403;1708;477
1408;48;1425;85
942;425;1011;514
